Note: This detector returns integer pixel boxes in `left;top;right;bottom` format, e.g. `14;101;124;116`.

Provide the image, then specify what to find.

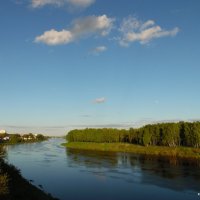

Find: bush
0;174;9;195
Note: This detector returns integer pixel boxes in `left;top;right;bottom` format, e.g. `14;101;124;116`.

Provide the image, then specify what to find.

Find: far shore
64;142;200;160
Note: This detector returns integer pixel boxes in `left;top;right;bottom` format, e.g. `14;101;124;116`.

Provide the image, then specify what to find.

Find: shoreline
64;142;200;160
0;139;47;146
0;159;58;200
0;139;58;200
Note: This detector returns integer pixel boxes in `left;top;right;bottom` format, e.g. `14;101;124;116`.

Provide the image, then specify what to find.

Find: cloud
67;0;95;8
94;97;106;104
140;20;155;30
91;45;107;54
31;0;62;8
35;29;73;45
34;15;178;47
31;0;95;8
35;15;114;45
119;16;179;46
72;15;114;37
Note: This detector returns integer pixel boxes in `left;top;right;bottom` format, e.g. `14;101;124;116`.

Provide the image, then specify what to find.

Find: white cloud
94;97;106;104
35;15;114;45
119;16;179;46
34;15;178;47
92;46;107;54
31;0;95;8
35;29;74;45
72;15;114;37
31;0;62;8
67;0;95;8
119;16;140;33
140;20;155;30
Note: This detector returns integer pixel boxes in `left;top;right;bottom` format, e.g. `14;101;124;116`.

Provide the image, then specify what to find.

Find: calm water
3;138;200;200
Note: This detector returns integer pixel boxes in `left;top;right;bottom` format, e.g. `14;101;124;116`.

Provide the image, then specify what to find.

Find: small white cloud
119;16;179;47
31;0;95;8
35;29;74;45
35;15;114;45
140;20;155;30
91;46;107;54
94;97;106;104
31;0;62;8
67;0;95;8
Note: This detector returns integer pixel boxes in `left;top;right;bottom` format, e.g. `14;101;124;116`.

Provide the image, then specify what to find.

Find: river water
3;138;200;200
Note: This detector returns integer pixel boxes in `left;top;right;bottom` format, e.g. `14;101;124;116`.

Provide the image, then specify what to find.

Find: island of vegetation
64;121;200;159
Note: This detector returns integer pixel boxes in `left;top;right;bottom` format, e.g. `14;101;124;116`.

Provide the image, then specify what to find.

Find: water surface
4;139;200;200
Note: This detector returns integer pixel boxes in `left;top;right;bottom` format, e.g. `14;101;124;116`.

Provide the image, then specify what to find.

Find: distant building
0;130;6;134
3;136;9;141
22;135;33;140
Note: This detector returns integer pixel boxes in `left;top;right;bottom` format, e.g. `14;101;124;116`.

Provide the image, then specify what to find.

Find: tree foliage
66;121;200;148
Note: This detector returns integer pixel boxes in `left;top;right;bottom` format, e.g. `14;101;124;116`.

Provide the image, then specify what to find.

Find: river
3;138;200;200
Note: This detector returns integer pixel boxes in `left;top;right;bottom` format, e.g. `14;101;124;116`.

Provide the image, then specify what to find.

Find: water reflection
3;139;200;200
66;148;200;193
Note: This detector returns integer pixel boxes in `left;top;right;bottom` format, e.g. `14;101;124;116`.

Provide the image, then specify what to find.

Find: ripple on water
44;153;58;158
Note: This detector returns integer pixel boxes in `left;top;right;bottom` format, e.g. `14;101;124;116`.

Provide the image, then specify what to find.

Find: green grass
64;142;200;159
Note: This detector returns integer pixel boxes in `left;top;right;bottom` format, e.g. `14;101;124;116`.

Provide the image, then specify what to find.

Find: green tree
36;134;45;141
10;134;22;144
142;129;151;146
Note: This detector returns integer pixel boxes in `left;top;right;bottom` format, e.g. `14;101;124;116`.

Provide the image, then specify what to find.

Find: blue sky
0;0;200;135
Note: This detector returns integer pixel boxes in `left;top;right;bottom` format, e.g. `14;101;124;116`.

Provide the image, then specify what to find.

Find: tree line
66;121;200;148
0;133;46;144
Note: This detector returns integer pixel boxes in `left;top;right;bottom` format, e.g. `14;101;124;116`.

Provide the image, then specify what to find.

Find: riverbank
64;142;200;159
0;139;47;146
0;159;58;200
0;133;49;146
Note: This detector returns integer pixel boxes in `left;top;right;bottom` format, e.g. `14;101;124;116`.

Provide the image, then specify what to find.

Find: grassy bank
0;159;58;200
64;142;200;159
